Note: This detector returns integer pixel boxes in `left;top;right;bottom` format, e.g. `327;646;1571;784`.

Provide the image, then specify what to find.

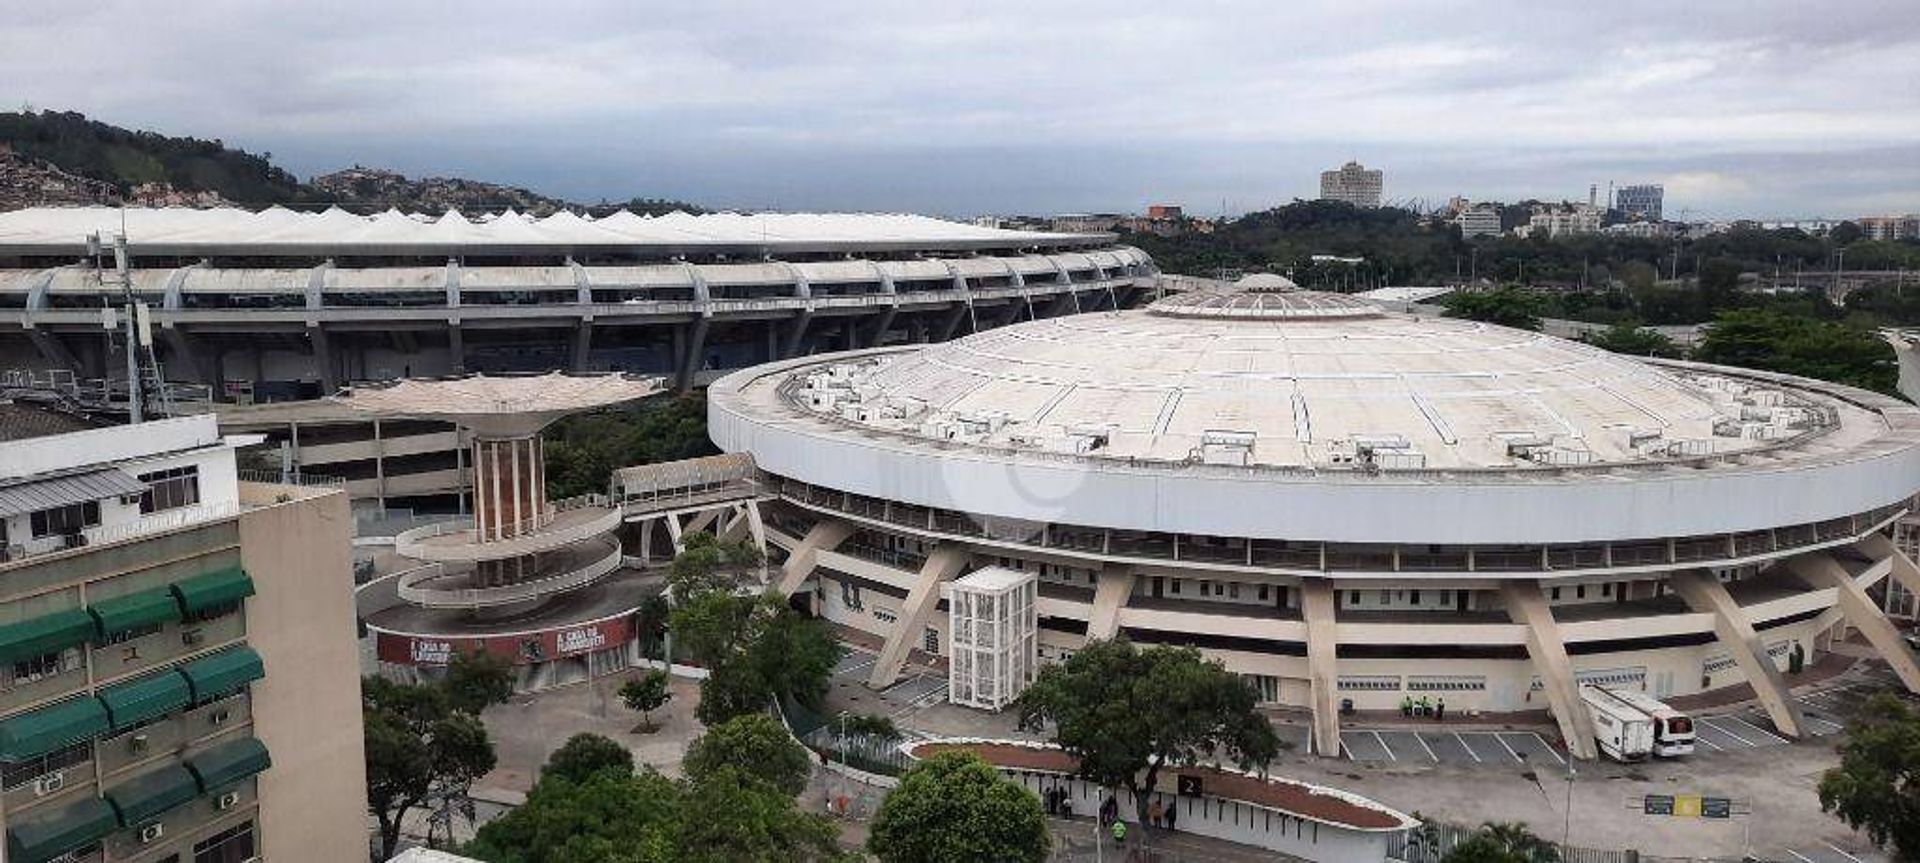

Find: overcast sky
5;1;1917;219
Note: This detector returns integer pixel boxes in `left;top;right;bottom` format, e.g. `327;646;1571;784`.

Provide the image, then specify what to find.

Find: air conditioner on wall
181;629;204;646
33;772;64;796
210;708;232;725
130;733;149;754
216;791;240;810
140;823;164;843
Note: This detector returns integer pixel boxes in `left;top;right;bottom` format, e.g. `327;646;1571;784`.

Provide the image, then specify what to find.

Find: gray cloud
2;0;1917;217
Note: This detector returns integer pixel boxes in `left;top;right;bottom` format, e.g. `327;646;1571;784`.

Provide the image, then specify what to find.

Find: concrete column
161;327;211;383
308;325;338;392
782;310;814;359
676;317;710;393
1086;567;1133;641
571;322;593;372
1669;569;1806;738
25;329;81;373
1500;580;1599;761
1788;552;1920;694
448;324;466;374
868;544;970;689
937;304;970;341
867;305;899;348
776;520;856;596
1301;579;1341;758
1857;532;1920;601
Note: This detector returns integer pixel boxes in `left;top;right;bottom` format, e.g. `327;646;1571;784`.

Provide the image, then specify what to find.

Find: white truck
1579;685;1695;761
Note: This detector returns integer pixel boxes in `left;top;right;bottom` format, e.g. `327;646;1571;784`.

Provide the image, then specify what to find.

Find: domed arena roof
1147;286;1383;320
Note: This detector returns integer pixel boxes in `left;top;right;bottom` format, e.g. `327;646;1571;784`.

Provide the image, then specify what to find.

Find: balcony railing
2;500;242;566
393;537;623;608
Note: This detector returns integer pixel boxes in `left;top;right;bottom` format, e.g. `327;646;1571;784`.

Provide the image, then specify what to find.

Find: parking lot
1337;728;1566;766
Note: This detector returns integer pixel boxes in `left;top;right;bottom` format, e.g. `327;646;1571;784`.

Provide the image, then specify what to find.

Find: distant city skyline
4;1;1918;219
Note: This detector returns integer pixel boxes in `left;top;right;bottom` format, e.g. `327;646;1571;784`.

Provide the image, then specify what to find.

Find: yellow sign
1673;795;1703;817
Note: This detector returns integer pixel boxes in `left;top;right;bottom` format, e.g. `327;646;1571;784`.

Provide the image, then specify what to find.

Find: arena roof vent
1146;286;1384;321
1197;429;1257;466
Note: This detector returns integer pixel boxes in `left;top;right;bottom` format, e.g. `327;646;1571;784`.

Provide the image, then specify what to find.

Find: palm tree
1478;821;1559;863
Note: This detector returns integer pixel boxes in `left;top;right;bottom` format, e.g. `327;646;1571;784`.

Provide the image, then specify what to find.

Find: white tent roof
0;206;1100;249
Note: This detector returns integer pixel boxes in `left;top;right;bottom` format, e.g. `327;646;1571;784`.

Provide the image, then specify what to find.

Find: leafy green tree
1819;693;1920;859
1583;323;1682;358
868;751;1050;863
543;733;635;784
443;649;516;715
666;535;840;726
669;531;765;598
1442;288;1547;330
1697;257;1745;308
683;713;813;797
1013;639;1279;827
1831;221;1865;247
840;713;903;740
465;764;847;863
364;676;499;860
1694;308;1897;394
544;395;718;499
621;670;674;732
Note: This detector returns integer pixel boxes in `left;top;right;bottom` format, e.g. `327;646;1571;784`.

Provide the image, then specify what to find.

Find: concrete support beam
866;305;899;348
676;317;710;393
1669;569;1806;738
26;329;80;373
776;520;856;596
1500;580;1599;761
1789;552;1920;694
447;324;465;374
1301;578;1341;758
308;325;338;392
570;323;593;372
937;304;970;341
782;310;814;359
1086;567;1133;641
1857;532;1920;600
867;544;970;689
682;507;721;537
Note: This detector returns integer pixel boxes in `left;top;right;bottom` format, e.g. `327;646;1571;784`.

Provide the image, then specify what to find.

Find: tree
621;670;674;733
1831;221;1865;247
443;649;516;715
668;530;765;598
867;751;1050;863
1819;693;1920;859
670;582;841;725
1583;322;1681;358
840;713;903;740
684;713;813;797
543;733;635;784
364;676;499;860
1694;308;1897;394
1442;288;1546;330
465;763;847;863
1013;639;1279;827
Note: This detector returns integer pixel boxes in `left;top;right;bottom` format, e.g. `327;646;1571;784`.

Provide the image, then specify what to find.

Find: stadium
0;206;1157;395
709;279;1920;760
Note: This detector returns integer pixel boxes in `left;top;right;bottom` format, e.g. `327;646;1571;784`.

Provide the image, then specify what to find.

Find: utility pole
89;231;143;424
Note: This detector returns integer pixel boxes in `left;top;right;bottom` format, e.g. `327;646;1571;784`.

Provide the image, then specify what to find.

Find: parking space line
1784;850;1817;863
1692;732;1725;751
1725;715;1789;745
1373;730;1396;761
1701;716;1758;747
1825;843;1864;863
1495;733;1523;763
1454;732;1482;763
1527;733;1565;766
1414;733;1437;762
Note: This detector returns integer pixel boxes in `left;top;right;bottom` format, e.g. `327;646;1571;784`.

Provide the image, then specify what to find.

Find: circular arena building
708;279;1920;760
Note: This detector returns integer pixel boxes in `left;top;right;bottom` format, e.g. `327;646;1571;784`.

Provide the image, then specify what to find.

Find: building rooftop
332;372;662;436
0;399;99;443
0;206;1111;255
775;290;1886;472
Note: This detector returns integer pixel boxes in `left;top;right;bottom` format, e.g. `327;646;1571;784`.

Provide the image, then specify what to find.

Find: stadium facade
0;207;1158;396
710;280;1920;760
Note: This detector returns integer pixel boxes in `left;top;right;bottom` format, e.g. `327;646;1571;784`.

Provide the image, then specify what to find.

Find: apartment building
0;411;364;863
1319;162;1384;208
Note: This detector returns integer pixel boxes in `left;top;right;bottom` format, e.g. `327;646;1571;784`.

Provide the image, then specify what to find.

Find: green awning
0;697;109;761
186;737;271;791
169;566;254;616
89;589;182;639
5;795;117;863
105;765;199;826
178;646;263;702
99;671;192;731
0;608;95;665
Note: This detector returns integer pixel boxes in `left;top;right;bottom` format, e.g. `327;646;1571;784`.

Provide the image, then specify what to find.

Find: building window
1438;590;1451;606
1550;587;1561;600
1;741;89;790
29;501;100;538
1348;590;1360;606
1576;585;1587;599
1171;580;1182;595
1227;582;1240;600
138;465;201;514
6;648;80;688
1602;583;1613;597
193;820;256;863
1378;589;1391;605
924;628;939;653
1258;585;1270;602
1409;590;1421;606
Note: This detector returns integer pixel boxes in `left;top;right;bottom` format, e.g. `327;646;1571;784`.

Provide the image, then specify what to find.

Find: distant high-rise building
1453;205;1502;238
1615;184;1664;222
1858;215;1920;242
1146;204;1183;220
1319;161;1384;208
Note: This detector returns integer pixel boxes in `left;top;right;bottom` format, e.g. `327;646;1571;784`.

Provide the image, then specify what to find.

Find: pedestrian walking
1436;698;1447;722
1165;801;1178;833
1149;798;1164;829
1112;819;1128;846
